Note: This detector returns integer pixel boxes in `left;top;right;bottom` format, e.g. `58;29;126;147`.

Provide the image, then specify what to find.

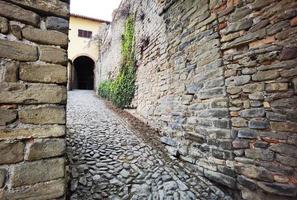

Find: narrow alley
66;90;231;200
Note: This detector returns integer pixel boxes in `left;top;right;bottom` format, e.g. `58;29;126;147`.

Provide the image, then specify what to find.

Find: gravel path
66;90;231;200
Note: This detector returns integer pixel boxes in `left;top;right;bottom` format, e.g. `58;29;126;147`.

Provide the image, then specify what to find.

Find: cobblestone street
66;90;231;200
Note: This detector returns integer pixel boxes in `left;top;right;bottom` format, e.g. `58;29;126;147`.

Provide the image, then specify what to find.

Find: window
78;29;92;38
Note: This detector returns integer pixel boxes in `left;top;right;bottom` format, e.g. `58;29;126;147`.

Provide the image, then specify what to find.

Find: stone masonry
98;0;297;199
0;0;69;199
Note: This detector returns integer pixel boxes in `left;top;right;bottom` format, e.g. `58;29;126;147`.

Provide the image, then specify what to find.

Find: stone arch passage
72;56;94;90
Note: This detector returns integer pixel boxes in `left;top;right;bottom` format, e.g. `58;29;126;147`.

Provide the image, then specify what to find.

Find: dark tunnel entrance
73;56;94;90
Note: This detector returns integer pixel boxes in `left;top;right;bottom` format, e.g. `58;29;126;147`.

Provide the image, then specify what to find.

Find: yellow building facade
68;14;109;90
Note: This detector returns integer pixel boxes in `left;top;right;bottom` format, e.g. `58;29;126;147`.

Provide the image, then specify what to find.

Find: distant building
68;14;109;90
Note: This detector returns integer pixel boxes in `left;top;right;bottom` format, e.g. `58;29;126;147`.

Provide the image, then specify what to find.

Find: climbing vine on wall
98;15;136;109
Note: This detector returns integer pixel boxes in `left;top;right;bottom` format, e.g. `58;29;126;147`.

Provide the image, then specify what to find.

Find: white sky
70;0;122;21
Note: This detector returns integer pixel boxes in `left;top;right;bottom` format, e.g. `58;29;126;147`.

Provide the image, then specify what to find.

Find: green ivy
98;16;136;109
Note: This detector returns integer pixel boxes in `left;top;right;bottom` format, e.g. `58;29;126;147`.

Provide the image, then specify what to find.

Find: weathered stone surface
276;154;297;167
270;143;297;158
280;47;297;60
0;141;24;164
0;61;19;82
3;179;65;200
20;64;67;84
27;139;65;160
257;182;297;197
39;45;67;65
22;27;68;48
0;109;17;125
239;108;265;118
204;170;236;188
245;148;274;161
237;175;257;190
0;39;38;61
11;158;65;187
160;136;177;147
8;0;69;18
19;106;65;124
231;117;247;127
238;129;257;139
0;16;8;34
225;19;253;34
46;16;69;32
0;125;65;140
270;121;297;132
252;70;279;81
248;119;269;129
0;1;40;26
266;83;288;92
0;83;67;104
0;169;6;188
235;164;273;181
10;24;22;40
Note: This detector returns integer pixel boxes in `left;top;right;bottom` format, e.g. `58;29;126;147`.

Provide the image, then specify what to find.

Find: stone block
198;87;225;99
248;118;269;129
252;70;279;81
234;75;251;86
225;18;253;34
280;68;297;78
239;108;265;118
257;182;297;197
27;139;65;160
245;148;274;161
0;39;38;61
10;24;22;40
290;16;297;26
0;16;8;34
280;47;297;60
270;121;297;133
0;141;24;164
276;154;297;167
39;45;67;65
0;1;40;26
0;125;65;140
232;139;249;149
11;158;65;187
0;109;17;125
231;117;247;127
0;83;67;104
270;143;297;158
0;61;19;82
8;0;69;18
242;83;264;93
222;29;266;49
266;83;288;92
3;179;65;200
237;175;257;190
235;164;273;181
0;169;6;188
22;27;68;48
204;170;236;189
20;64;67;84
19;106;65;125
46;16;69;32
238;129;257;139
248;92;264;100
160;136;177;147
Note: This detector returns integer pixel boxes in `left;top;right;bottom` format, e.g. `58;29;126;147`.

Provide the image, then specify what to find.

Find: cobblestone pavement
66;90;232;200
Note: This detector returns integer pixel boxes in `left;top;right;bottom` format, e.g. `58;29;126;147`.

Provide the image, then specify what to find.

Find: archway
72;56;94;90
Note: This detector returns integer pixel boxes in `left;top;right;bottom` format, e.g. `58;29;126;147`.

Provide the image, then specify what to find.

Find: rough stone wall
0;0;69;199
98;0;297;199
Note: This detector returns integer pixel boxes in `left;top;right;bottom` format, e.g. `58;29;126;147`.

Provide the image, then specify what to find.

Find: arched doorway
72;56;94;90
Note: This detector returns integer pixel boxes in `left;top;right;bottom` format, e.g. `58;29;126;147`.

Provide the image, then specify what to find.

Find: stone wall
98;0;297;199
0;0;69;199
